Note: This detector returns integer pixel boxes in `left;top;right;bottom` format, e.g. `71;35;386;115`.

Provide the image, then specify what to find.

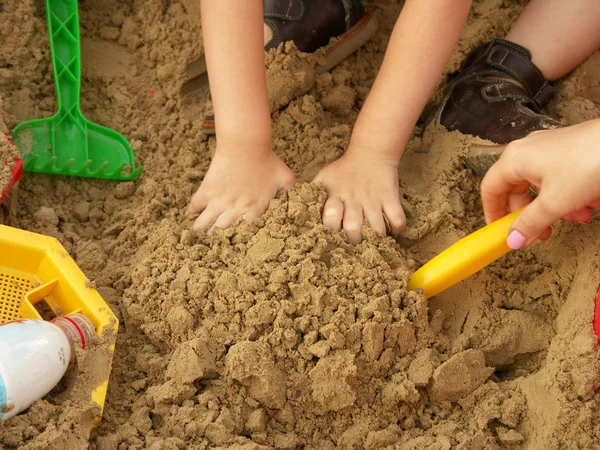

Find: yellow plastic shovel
407;210;521;298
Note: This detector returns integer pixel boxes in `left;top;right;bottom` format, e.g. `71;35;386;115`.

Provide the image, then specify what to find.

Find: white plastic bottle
0;314;95;421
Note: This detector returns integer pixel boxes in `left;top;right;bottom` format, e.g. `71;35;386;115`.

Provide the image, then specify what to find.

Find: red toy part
3;131;14;145
1;132;23;203
0;158;22;204
594;284;600;344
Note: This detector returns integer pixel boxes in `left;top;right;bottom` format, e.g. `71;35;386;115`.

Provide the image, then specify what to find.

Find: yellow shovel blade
407;210;521;298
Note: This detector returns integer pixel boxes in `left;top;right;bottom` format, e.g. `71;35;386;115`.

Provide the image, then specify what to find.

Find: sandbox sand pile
0;139;16;195
0;97;19;196
0;0;599;449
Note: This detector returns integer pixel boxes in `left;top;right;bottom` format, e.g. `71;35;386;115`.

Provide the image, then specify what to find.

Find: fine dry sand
1;0;599;449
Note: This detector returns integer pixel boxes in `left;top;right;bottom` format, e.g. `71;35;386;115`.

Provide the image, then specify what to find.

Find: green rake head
12;0;142;181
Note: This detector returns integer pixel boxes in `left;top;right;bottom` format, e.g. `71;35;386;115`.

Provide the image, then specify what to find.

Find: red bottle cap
1;130;23;203
51;314;96;361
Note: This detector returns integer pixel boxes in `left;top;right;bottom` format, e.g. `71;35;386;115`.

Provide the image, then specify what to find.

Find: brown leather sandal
201;0;377;136
429;39;565;176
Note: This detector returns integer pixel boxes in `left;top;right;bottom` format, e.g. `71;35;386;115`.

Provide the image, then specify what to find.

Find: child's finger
210;210;240;232
192;204;224;231
382;198;406;236
342;202;364;245
322;196;344;232
187;191;209;215
240;209;262;223
364;206;386;237
279;170;297;190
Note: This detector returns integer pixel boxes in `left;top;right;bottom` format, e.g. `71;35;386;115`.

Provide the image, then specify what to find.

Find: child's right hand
187;145;295;231
481;119;600;249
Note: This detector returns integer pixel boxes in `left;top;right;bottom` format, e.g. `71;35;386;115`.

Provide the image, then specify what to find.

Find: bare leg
506;0;600;80
264;24;272;47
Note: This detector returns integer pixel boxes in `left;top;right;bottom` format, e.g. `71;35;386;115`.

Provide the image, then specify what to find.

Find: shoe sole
463;142;505;177
317;11;378;74
201;12;378;136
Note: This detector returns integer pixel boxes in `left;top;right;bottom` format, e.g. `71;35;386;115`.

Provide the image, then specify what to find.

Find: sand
0;139;16;196
0;100;19;198
0;0;599;449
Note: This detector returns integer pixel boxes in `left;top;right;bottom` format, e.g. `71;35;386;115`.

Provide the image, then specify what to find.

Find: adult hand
481;119;600;249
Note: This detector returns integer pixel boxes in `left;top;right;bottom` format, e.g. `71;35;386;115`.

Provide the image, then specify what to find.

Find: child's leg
428;0;600;176
506;0;600;80
202;0;377;136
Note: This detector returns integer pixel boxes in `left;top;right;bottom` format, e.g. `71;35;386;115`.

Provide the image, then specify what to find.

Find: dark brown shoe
429;39;565;175
263;0;376;71
201;0;377;136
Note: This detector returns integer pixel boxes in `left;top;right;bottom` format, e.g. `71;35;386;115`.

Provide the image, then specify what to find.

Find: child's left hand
313;150;406;244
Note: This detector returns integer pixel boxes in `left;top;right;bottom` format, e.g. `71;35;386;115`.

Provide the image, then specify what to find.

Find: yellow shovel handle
407;210;521;298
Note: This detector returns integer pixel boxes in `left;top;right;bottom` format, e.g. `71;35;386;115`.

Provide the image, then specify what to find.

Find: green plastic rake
12;0;142;180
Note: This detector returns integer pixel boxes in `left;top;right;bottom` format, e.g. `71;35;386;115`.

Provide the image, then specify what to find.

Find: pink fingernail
507;230;527;250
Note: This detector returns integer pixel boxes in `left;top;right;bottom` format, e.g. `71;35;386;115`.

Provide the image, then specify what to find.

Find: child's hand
313;151;406;244
187;146;295;231
305;0;470;246
191;1;294;232
481;119;600;249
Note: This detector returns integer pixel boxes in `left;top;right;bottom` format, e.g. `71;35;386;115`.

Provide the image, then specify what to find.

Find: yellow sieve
0;224;118;425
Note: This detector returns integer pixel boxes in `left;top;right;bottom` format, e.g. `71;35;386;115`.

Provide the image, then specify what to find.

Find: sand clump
115;183;541;448
0;0;599;448
0;97;19;195
226;341;287;410
0;135;17;195
119;184;457;447
429;349;494;403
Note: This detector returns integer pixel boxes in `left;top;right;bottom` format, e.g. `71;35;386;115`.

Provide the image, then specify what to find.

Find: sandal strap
466;39;554;109
263;0;356;54
480;82;538;109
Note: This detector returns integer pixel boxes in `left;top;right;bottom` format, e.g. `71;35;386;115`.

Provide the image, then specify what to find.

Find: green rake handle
47;0;86;154
12;0;142;181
